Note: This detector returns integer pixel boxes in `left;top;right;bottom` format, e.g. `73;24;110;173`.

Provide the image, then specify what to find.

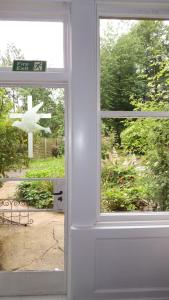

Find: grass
26;156;65;178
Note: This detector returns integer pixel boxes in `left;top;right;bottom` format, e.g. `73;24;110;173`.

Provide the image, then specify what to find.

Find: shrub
101;159;151;212
101;187;137;212
17;182;53;208
0;120;28;177
17;157;64;209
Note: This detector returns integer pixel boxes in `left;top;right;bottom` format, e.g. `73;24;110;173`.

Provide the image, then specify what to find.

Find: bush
101;160;151;212
0;120;28;177
50;138;64;158
101;187;137;211
17;157;64;209
17;182;53;209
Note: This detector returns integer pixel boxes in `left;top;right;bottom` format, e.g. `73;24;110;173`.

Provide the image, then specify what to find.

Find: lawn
27;156;65;178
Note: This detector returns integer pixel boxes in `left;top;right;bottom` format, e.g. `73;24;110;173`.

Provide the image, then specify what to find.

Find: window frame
97;0;169;223
0;0;70;81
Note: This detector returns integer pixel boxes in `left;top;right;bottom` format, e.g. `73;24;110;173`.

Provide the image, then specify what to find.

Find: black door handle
53;191;63;196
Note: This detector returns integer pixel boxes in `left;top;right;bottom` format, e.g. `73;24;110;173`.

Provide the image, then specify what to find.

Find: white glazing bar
0;177;64;182
0;209;54;212
0;1;70;21
0;72;69;87
101;111;169;118
97;0;169;19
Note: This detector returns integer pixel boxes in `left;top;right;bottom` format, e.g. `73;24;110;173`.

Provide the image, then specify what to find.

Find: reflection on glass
100;19;169;111
101;118;169;212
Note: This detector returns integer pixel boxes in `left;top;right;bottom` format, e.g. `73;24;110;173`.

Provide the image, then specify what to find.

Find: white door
0;1;70;295
0;85;68;296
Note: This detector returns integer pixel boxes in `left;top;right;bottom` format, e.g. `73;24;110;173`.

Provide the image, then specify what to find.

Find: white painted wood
71;226;169;300
0;297;66;300
0;69;69;87
0;271;65;297
0;0;69;298
0;0;70;21
0;92;67;295
70;0;97;226
0;7;69;293
97;0;169;19
97;1;169;223
0;1;70;76
69;1;169;300
0;177;64;182
101;111;169;118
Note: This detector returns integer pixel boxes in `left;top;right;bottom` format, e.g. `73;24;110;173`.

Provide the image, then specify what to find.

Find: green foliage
101;122;117;159
145;120;169;210
100;20;169;142
17;157;64;208
101;160;149;212
0;120;28;176
0;43;24;67
0;88;13;118
121;118;156;155
17;182;53;209
27;157;64;178
102;187;136;212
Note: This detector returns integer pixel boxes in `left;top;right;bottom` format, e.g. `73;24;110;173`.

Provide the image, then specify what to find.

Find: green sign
13;60;47;72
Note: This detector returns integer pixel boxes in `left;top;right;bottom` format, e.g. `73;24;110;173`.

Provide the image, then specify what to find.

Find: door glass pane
0;87;65;271
101;118;169;213
100;19;169;111
0;21;64;68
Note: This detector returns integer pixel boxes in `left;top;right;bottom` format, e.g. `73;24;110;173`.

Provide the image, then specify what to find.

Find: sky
0;21;64;68
100;19;169;39
100;19;137;38
1;19;169;69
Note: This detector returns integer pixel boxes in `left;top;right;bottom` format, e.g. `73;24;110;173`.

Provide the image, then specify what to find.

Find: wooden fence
33;138;57;158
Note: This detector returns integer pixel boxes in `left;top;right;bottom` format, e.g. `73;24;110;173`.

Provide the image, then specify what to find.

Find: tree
100;20;169;142
0;88;12;118
0;44;24;112
0;120;28;177
121;54;169;211
0;43;24;67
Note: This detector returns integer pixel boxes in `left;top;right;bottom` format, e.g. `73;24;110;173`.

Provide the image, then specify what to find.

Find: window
0;21;64;69
98;15;169;220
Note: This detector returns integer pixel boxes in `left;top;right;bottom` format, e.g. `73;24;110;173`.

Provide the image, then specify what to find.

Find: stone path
0;175;64;271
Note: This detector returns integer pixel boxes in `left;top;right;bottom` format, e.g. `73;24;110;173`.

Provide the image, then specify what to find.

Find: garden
1;19;169;222
0;18;169;270
100;19;169;212
0;83;65;270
